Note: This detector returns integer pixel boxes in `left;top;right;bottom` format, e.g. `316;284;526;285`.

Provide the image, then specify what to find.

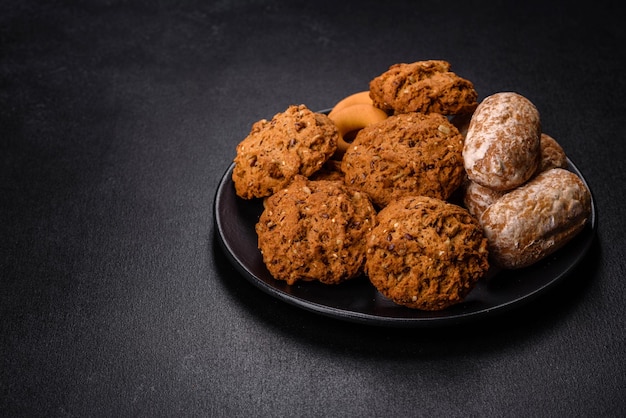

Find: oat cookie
366;196;489;310
309;159;345;183
341;112;465;208
369;60;478;115
232;104;339;199
256;176;376;285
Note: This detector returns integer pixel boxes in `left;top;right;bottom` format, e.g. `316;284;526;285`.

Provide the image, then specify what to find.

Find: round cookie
341;112;465;208
256;176;377;285
232;104;339;199
369;60;478;115
365;196;489;311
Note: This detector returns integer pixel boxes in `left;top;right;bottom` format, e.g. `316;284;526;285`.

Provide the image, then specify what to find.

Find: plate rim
214;157;597;328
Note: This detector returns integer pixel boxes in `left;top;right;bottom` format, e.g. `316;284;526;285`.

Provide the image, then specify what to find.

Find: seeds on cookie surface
366;196;489;311
233;104;339;199
232;60;591;311
256;176;376;285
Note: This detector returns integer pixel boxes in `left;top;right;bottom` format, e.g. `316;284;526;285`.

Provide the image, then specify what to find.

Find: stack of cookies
231;60;591;311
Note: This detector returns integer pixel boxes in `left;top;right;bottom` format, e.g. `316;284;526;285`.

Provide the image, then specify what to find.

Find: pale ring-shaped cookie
327;91;373;119
328;103;388;155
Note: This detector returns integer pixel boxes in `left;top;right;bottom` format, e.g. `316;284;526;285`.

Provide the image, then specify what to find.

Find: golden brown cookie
365;196;489;311
308;159;345;182
369;60;478;115
256;176;377;285
232;104;339;199
341;112;465;208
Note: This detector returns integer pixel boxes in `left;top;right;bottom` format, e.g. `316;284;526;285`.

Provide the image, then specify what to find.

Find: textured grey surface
1;1;624;416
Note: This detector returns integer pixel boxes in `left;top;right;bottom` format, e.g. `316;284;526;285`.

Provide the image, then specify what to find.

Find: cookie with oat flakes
232;104;338;199
365;195;489;311
256;176;376;285
341;112;465;208
369;60;478;115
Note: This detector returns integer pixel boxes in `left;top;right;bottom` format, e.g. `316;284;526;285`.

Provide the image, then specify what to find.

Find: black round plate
214;159;597;327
